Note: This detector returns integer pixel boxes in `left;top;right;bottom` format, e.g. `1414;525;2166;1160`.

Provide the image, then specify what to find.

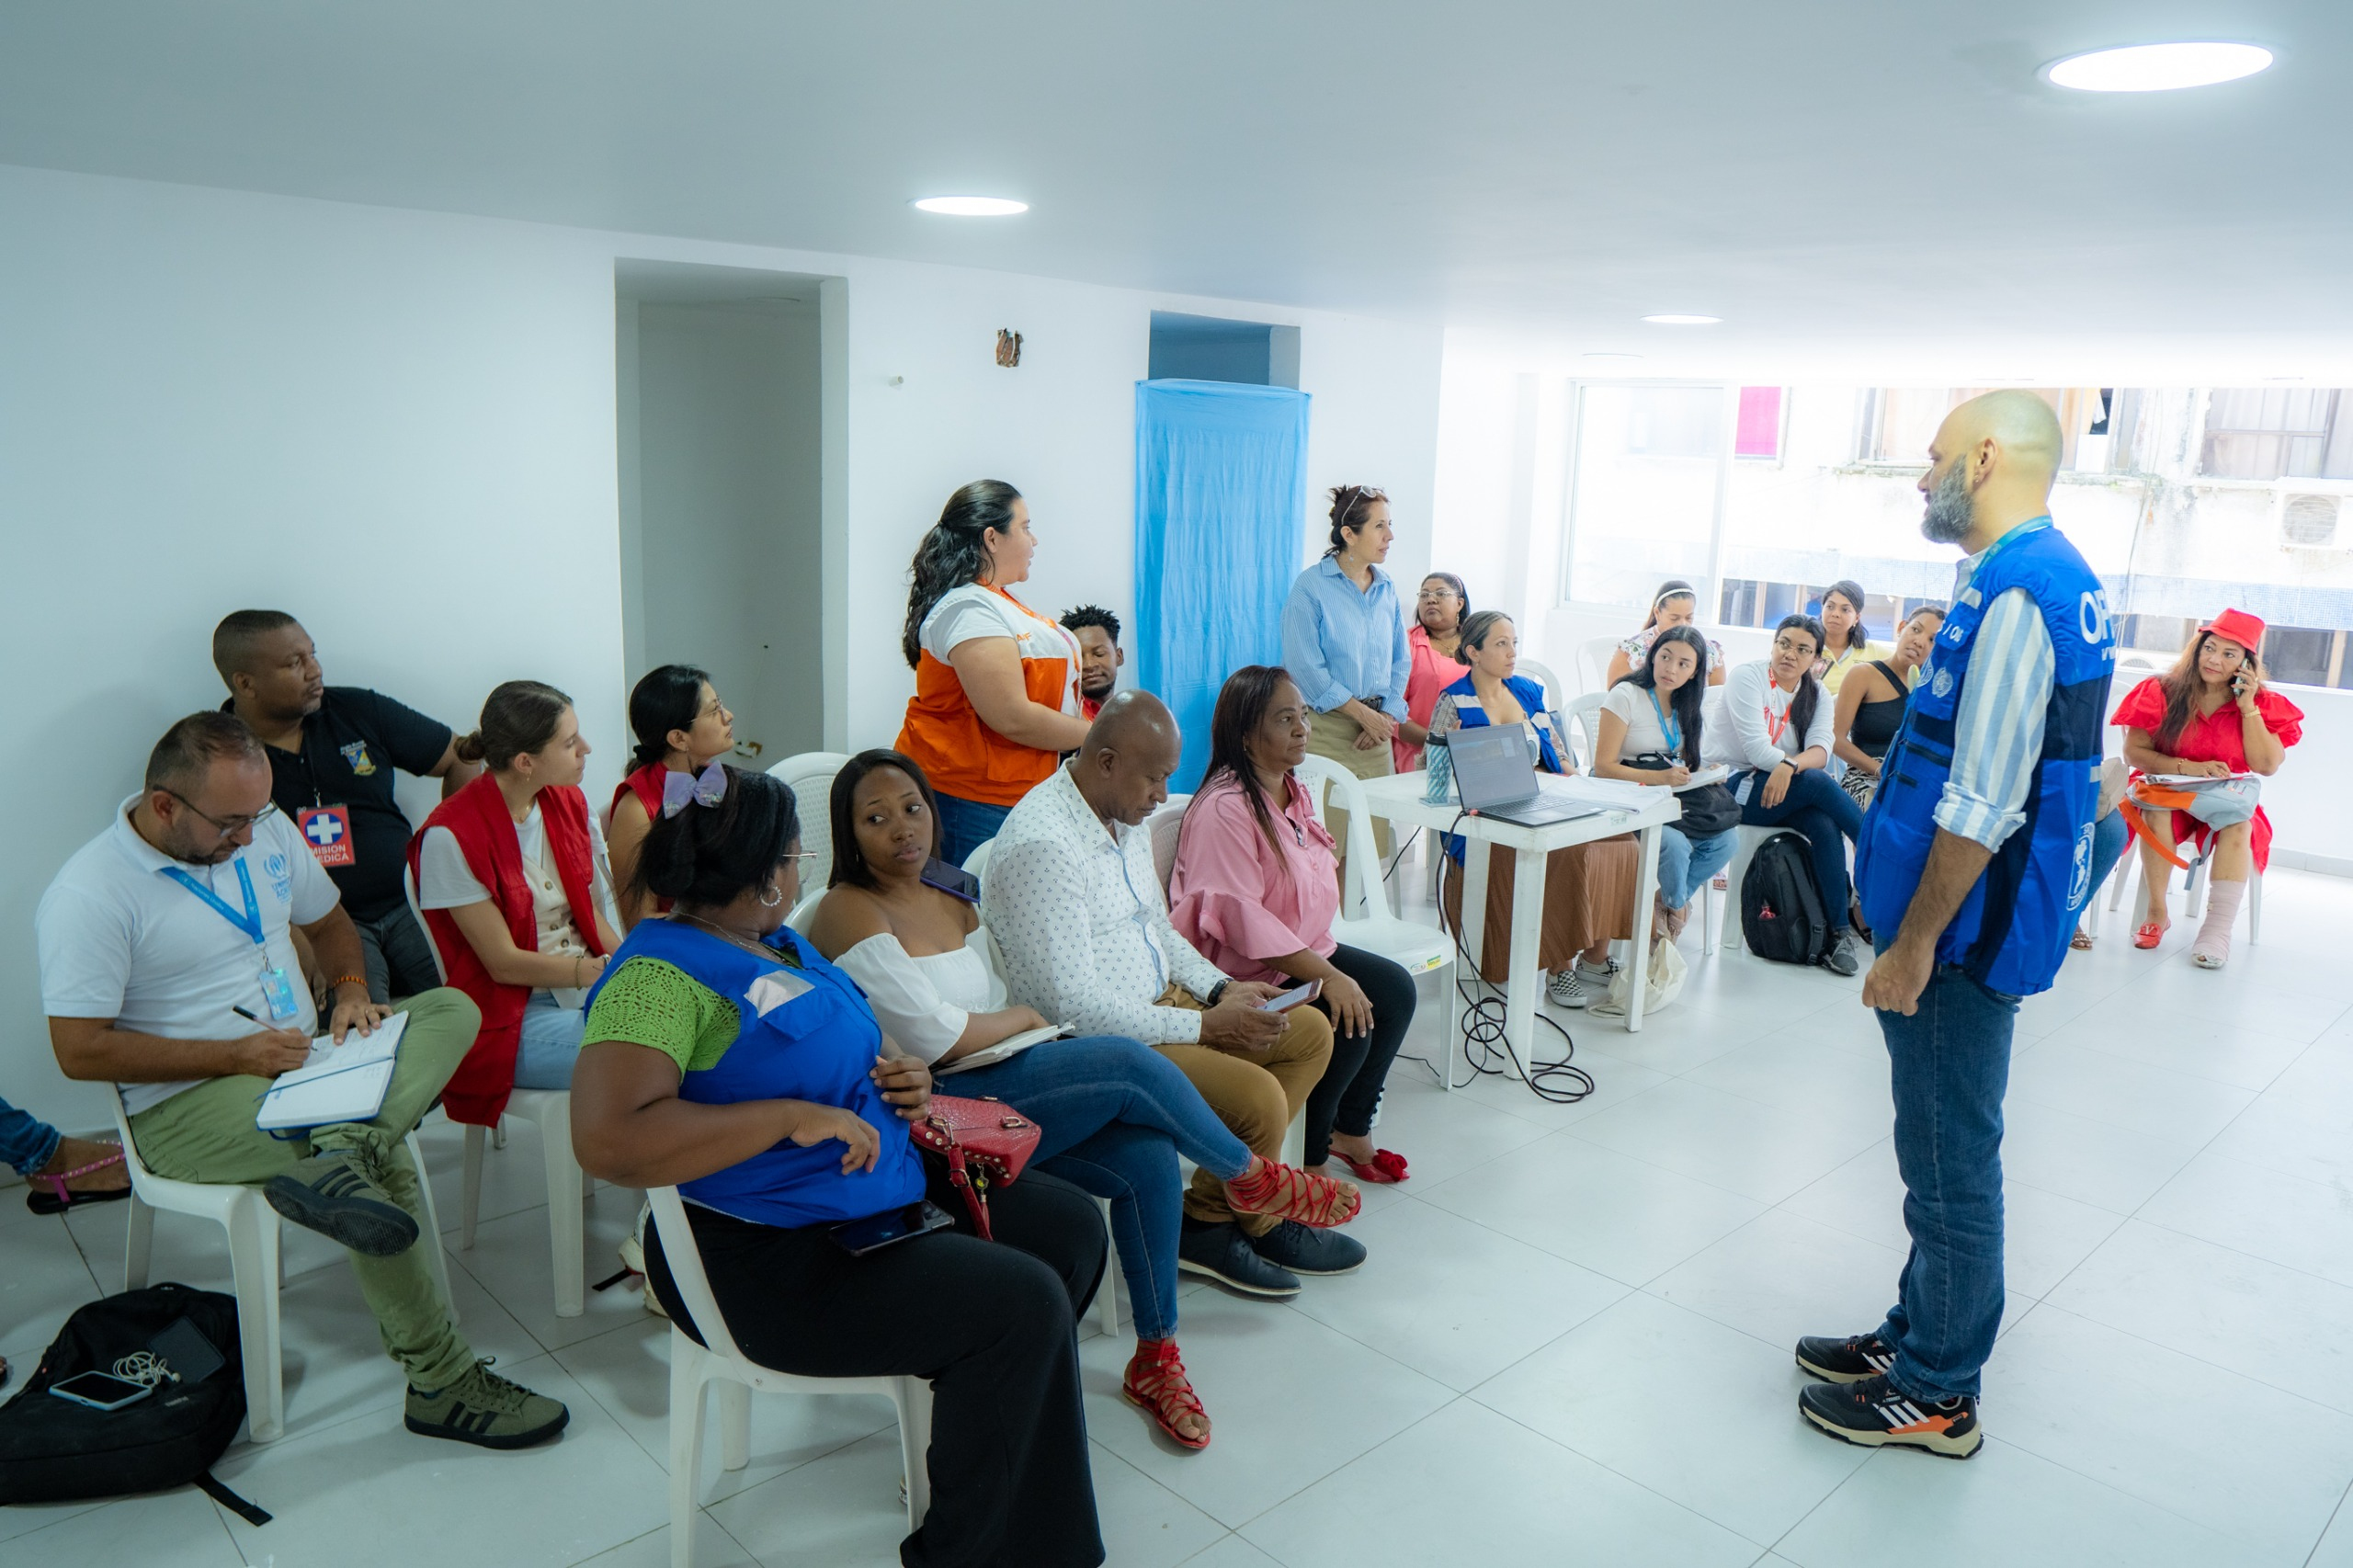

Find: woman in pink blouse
1171;666;1417;1183
1392;572;1471;772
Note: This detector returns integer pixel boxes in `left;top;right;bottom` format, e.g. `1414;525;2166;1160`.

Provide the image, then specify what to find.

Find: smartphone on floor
49;1370;154;1412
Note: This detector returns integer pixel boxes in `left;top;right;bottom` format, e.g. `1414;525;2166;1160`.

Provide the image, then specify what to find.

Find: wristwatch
1205;981;1230;1007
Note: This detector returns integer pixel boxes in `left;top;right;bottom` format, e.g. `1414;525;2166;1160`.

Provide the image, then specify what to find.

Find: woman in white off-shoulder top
805;750;1362;1453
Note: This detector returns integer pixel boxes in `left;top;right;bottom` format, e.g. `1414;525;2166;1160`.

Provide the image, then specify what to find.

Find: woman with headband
1605;580;1728;689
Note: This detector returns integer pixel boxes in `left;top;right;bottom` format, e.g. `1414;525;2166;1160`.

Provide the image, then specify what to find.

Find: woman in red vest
609;664;735;927
896;481;1092;866
408;681;620;1126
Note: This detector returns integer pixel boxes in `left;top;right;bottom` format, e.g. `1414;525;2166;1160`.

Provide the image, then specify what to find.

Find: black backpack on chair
1740;831;1833;966
0;1282;267;1523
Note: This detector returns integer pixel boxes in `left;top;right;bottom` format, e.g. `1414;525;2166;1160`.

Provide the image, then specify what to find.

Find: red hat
2200;608;2265;651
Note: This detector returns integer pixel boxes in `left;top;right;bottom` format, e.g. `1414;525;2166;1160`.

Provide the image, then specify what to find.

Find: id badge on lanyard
296;804;355;868
163;859;302;1023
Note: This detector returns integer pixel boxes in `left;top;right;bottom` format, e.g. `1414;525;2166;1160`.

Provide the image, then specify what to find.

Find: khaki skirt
1304;706;1396;858
1442;836;1640;983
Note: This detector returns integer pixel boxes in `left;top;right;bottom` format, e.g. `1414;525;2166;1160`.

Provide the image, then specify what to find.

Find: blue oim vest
1853;517;2114;997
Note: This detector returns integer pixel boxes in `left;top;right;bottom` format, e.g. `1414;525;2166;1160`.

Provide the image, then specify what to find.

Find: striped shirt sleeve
1935;586;2053;850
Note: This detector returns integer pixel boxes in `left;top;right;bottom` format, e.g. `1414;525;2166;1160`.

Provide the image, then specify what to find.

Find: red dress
2109;677;2303;872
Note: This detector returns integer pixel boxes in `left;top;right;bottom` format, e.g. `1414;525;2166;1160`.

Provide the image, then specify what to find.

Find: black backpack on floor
1741;831;1833;966
0;1282;267;1523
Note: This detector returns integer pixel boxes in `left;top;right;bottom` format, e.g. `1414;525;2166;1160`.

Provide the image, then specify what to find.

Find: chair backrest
961;838;993;883
1575;636;1621;696
1563;690;1608;772
1145;795;1191;894
404;864;453;985
1290;756;1379;920
766;751;857;890
109;1094;161;1187
784;886;825;936
645;1186;753;1364
1518;657;1565;715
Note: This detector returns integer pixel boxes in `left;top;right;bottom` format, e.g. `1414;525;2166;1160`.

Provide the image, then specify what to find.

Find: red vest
611;762;665;824
408;774;607;1126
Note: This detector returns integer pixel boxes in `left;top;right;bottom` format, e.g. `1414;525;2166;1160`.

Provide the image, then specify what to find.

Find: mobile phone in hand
1260;980;1324;1012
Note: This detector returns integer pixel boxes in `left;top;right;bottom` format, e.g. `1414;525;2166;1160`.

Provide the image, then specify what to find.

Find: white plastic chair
961;838;993;882
1574;636;1621;696
405;866;590;1317
767;751;857;890
1518;657;1565;716
2112;840;2263;945
650;1186;930;1568
114;1096;452;1444
1563;691;1608;773
1145;795;1192;893
1293;757;1453;987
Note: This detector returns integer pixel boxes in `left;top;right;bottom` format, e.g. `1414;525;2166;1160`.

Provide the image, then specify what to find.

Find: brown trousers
1151;984;1334;1234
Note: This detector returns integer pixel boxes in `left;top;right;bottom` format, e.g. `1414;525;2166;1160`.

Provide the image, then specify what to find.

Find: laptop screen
1448;724;1540;811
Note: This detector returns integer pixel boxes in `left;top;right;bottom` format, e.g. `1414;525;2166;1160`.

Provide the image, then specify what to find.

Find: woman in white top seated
806;749;1358;1453
1701;614;1866;976
1591;625;1740;943
410;681;623;1117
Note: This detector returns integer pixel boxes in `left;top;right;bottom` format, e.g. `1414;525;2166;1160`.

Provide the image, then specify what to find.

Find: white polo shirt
38;797;340;1114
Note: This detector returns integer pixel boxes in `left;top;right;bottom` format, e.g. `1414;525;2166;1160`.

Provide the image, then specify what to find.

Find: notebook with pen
256;1012;410;1131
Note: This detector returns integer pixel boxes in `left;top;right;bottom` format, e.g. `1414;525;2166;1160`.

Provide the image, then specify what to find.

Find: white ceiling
3;2;2349;381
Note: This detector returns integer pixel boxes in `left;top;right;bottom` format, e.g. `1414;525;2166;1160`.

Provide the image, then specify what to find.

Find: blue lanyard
162;859;266;946
1646;689;1682;756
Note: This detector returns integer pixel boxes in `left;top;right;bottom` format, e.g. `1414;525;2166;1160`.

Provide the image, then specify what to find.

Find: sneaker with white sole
1546;969;1595;1008
1799;1372;1983;1459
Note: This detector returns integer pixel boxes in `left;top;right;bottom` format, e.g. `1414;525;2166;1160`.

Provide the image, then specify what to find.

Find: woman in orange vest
408;680;621;1126
896;481;1091;865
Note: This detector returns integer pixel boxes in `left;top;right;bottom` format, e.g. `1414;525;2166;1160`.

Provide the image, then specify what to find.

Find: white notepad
935;1024;1068;1076
256;1012;410;1131
1675;766;1731;791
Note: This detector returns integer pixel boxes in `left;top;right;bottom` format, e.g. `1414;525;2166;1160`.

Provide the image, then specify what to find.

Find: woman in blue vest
1427;610;1638;1009
567;767;1107;1568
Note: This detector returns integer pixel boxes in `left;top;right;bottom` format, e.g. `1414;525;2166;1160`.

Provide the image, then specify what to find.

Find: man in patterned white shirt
983;693;1358;1298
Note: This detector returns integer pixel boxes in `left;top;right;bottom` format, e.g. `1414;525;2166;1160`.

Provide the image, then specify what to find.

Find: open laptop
1446;723;1608;828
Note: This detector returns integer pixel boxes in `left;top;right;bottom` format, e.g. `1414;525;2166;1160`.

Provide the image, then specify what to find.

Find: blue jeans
1733;767;1863;912
515;991;586;1089
0;1096;63;1176
935;794;1014;870
1872;946;2018;1402
949;1035;1252;1342
1658;826;1739;911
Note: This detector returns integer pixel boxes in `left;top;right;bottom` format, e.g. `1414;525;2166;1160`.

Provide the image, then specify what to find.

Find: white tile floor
8;862;2353;1567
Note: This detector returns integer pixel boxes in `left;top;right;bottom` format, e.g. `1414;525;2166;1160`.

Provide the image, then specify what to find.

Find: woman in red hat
2109;608;2302;968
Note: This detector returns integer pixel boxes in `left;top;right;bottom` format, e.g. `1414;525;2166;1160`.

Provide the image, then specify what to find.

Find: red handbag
907;1095;1040;1241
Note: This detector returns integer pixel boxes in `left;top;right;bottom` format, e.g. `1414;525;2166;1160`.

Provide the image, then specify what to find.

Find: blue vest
585;918;925;1228
1439;672;1563;862
1854;518;2114;997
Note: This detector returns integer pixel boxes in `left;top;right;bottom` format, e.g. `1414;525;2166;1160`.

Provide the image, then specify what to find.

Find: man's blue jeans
0;1095;64;1176
949;1035;1252;1342
1872;946;2018;1402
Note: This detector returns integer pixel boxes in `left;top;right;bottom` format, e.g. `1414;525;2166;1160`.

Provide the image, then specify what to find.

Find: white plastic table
1354;771;1681;1089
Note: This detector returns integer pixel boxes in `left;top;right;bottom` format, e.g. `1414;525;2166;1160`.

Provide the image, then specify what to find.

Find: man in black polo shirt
213;609;480;1001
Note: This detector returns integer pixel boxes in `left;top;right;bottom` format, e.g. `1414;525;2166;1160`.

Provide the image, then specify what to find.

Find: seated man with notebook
36;712;569;1449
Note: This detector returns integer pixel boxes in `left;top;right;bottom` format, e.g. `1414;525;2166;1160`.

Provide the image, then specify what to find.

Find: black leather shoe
1177;1218;1301;1298
1248;1219;1368;1276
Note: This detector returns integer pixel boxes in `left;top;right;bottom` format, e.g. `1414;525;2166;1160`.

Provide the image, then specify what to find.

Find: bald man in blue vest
1794;392;2114;1459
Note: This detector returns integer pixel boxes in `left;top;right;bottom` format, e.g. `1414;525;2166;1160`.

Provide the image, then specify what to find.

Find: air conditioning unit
2280;493;2345;549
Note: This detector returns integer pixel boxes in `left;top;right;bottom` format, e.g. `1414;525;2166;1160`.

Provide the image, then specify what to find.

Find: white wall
0;162;1441;1122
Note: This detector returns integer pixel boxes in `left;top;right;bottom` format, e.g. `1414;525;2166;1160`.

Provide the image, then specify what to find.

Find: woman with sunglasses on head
1171;666;1417;1186
1606;579;1729;689
805;749;1361;1451
569;767;1109;1565
408;681;621;1123
1813;580;1891;696
1282;483;1412;875
608;664;735;928
1392;572;1472;772
2110;608;2302;967
1702;615;1867;975
1590;625;1737;944
1831;605;1943;810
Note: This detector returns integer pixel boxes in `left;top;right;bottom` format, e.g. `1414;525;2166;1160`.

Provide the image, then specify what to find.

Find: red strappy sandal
1123;1339;1211;1450
1223;1157;1361;1227
1336;1148;1410;1184
26;1147;130;1216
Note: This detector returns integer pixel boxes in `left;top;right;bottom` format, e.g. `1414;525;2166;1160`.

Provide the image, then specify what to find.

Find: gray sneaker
405;1359;570;1449
1824;932;1862;978
264;1146;418;1257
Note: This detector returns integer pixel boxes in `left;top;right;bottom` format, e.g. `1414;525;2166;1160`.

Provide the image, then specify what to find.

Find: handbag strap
925;1115;995;1241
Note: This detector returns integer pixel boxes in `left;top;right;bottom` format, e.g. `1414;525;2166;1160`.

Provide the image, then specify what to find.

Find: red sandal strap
1226;1159;1361;1227
1123;1342;1208;1448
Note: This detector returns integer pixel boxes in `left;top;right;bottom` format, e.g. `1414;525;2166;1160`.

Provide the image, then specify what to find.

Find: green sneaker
405;1360;570;1449
264;1146;417;1257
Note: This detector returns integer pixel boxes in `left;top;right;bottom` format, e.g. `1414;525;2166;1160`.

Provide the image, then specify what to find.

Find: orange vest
896;585;1074;805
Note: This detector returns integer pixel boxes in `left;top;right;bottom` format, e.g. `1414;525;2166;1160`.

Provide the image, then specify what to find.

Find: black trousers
645;1163;1108;1568
1305;943;1417;1165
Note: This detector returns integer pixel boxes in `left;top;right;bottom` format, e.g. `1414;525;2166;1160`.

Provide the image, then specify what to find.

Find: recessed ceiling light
1581;352;1643;361
911;195;1029;217
2044;41;2272;93
1641;314;1721;326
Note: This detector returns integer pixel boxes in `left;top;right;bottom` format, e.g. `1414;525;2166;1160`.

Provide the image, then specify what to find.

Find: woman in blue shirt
1280;483;1413;866
569;767;1107;1568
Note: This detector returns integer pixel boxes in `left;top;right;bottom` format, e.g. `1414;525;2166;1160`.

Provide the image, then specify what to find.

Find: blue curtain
1134;380;1311;790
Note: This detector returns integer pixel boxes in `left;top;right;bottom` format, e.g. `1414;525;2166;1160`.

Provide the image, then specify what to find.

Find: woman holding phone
806;748;1361;1450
